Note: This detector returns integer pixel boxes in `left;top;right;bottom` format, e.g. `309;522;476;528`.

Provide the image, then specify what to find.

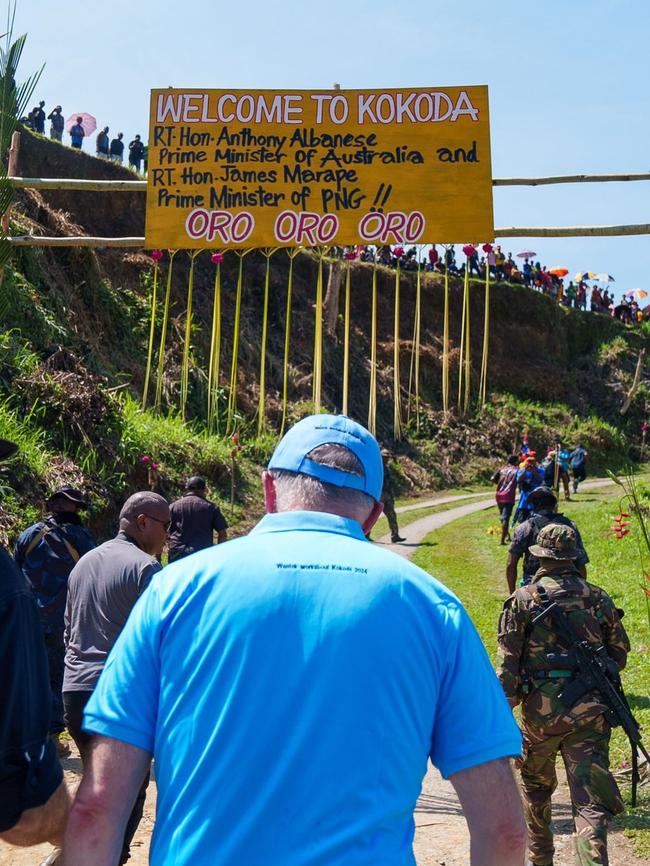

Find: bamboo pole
9;172;650;192
2;133;21;234
8;221;650;249
9;176;146;191
9;235;144;247
493;172;650;187
493;224;650;238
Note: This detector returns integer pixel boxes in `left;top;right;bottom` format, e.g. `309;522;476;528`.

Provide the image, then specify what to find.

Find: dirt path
4;478;641;866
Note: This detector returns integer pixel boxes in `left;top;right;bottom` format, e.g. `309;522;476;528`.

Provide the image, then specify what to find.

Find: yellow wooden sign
145;87;494;249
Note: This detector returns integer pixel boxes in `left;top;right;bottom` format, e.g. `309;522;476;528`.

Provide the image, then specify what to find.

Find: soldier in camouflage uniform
380;448;405;543
14;486;96;750
497;523;630;866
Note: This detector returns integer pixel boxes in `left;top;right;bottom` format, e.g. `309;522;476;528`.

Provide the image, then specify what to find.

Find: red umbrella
65;112;97;136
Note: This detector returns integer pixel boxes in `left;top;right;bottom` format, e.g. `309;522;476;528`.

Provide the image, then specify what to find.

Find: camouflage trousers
381;493;400;540
520;714;624;866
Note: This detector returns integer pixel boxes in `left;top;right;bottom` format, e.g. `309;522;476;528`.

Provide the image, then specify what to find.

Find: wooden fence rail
9;173;650;192
8;223;650;247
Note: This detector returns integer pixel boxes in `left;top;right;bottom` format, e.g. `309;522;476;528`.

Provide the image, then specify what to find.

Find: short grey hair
269;443;375;515
119;491;168;523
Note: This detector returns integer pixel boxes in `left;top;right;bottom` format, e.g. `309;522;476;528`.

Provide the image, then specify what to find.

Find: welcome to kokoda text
149;91;483;245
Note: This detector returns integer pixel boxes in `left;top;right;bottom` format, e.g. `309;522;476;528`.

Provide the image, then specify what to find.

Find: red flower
462;244;477;257
141;455;150;463
482;243;493;253
151;249;163;262
211;252;225;264
151;462;159;470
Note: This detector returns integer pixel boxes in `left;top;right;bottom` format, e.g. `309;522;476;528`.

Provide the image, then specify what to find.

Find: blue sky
14;0;649;299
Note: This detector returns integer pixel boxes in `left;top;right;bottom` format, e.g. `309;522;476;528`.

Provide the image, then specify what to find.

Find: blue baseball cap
268;414;383;501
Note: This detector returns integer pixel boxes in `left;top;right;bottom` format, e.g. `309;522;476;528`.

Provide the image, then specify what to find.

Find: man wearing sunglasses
61;491;169;866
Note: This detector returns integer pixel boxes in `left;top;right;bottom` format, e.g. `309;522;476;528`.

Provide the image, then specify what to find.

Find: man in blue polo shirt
63;415;525;866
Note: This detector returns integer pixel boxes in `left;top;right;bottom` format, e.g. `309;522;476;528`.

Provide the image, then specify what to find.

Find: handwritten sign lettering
145;87;494;249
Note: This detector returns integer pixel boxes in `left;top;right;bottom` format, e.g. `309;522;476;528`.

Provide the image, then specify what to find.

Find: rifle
532;592;649;806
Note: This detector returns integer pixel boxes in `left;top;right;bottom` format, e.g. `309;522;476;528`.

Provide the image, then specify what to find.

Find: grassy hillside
0;128;648;541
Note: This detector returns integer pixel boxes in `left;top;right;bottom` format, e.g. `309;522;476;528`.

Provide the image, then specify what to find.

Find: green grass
411;485;650;853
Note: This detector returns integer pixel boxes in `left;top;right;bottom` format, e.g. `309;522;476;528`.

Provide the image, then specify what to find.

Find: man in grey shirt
63;491;169;865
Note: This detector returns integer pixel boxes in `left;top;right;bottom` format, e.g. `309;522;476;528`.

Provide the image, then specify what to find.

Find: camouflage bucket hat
529;523;579;560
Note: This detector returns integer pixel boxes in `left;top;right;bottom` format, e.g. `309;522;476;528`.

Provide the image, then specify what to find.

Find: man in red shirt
491;456;519;545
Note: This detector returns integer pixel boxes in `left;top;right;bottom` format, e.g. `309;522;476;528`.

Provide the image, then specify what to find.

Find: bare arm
62;736;151;866
506;552;519;595
450;757;526;866
0;780;71;847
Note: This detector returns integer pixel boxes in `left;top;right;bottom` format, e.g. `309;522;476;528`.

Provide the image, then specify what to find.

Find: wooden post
2;131;21;235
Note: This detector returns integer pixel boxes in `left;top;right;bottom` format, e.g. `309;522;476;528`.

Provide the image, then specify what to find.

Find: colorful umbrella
516;250;536;259
626;289;647;299
596;273;615;282
574;271;597;281
549;267;569;277
65;112;97;136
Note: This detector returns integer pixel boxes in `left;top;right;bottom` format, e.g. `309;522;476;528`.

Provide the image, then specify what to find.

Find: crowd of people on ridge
21;100;147;173
345;243;647;326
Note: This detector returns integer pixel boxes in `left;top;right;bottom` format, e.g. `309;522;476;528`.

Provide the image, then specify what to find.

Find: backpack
495;466;518;504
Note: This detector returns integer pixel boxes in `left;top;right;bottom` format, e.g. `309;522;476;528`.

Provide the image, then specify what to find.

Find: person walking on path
68;117;85;149
491;455;519;544
63;414;525;866
167;476;228;562
379;447;404;542
0;439;71;849
47;105;64;141
498;523;629;866
62;491;169;866
513;453;545;524
109;132;124;163
570;443;589;494
505;485;588;593
14;486;96;755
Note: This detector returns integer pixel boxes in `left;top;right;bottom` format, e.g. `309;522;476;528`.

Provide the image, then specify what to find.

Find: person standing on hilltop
32;100;46;134
128;134;145;172
14;487;96;756
109;131;125;163
69;116;85;149
47;105;64;141
96;126;110;159
167;477;228;563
